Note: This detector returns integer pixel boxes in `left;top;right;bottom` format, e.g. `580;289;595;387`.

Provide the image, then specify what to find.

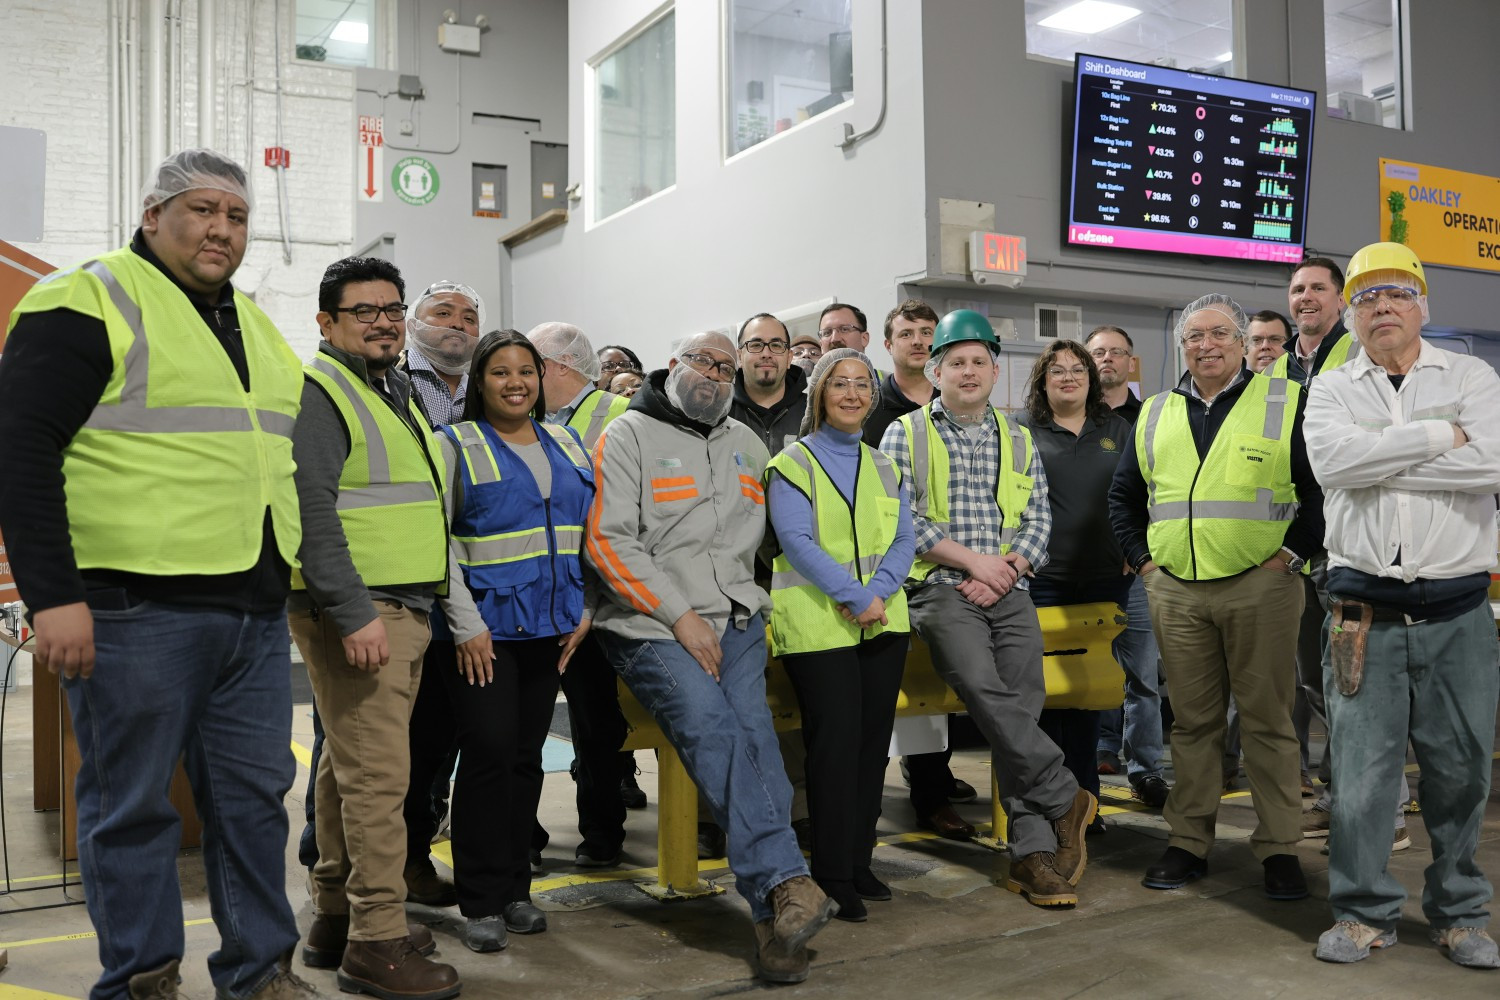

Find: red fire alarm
264;146;291;168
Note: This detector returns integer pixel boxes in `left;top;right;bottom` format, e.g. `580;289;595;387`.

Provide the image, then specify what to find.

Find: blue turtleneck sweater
766;424;915;617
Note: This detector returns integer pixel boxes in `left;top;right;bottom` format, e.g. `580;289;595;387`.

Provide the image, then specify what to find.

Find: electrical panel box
472;163;507;219
438;23;481;54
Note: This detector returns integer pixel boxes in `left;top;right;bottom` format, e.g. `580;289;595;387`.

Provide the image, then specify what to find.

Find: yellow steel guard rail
616;601;1127;900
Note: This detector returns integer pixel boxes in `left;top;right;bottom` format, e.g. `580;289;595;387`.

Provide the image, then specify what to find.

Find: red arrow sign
364;147;378;197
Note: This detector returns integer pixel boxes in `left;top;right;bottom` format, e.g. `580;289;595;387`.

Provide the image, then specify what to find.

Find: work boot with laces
1004;851;1079;908
338;937;460;1000
770;875;839;953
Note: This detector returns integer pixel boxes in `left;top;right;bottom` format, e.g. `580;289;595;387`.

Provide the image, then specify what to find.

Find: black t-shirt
863;373;931;447
1112;391;1143;427
1019;410;1134;584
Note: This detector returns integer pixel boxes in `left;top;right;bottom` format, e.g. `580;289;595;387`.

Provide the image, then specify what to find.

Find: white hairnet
1343;269;1431;328
528;322;600;381
408;281;486;375
801;348;881;437
141;148;254;214
1174;293;1247;343
666;331;737;424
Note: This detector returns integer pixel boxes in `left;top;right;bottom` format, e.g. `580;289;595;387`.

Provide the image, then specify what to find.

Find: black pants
555;634;628;853
440;636;561;916
404;640;460;867
906;745;957;816
1038;708;1102;799
783;631;907;883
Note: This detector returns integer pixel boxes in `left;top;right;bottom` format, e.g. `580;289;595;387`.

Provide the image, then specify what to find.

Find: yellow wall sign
1379;158;1500;273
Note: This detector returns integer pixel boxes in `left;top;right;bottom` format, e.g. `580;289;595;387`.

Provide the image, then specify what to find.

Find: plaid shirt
403;348;467;426
879;399;1051;590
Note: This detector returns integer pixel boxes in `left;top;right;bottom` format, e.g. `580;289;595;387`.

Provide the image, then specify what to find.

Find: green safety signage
392;156;440;205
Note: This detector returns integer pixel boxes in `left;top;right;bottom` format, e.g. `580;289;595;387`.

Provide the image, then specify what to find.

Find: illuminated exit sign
968;231;1028;286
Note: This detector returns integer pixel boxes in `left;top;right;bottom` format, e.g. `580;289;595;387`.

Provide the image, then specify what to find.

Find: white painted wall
509;0;929;372
5;0;355;359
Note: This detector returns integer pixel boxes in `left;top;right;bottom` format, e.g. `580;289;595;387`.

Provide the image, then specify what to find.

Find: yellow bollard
973;769;1009;852
635;743;723;901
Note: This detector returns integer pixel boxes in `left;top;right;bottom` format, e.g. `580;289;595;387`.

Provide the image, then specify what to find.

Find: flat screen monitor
1064;53;1316;264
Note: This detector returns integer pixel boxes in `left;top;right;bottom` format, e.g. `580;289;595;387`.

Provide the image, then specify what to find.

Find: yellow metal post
635;743;723;901
973;769;1009;852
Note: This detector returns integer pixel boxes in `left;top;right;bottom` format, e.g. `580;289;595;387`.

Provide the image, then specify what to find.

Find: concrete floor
2;685;1498;1000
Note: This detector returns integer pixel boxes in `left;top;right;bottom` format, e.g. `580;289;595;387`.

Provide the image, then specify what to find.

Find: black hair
1085;324;1134;350
1026;340;1111;426
1249;310;1294;340
737;312;790;345
319;256;405;314
463;329;547;424
818;302;868;333
597;344;643;368
1294;256;1346;291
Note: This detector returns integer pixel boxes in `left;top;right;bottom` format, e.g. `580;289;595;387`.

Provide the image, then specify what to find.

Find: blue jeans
64;598;299;1000
1097;575;1164;782
597;614;807;921
1325;601;1499;930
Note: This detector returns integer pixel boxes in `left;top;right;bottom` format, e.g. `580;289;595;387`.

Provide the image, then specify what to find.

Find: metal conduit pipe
199;0;216;149
107;0;120;245
145;0;167;174
272;0;292;263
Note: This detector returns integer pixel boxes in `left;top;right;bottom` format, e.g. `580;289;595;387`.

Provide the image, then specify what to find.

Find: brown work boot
127;959;182;999
1051;787;1097;885
302;913;436;968
338;937;460;1000
245;953;330;998
770;875;839;953
752;919;810;984
1004;852;1079;908
404;859;458;907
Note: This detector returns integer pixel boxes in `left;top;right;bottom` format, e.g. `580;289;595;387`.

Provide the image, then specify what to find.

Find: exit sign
968;231;1028;286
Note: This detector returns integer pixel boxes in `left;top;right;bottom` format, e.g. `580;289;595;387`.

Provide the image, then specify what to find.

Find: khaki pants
1144;567;1303;860
291;600;430;940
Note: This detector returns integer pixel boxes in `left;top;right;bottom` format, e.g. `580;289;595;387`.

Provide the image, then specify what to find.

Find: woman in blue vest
765;348;916;923
438;329;596;953
1017;340;1138;833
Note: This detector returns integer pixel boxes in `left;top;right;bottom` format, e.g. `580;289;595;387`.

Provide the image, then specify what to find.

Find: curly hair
1025;339;1111;425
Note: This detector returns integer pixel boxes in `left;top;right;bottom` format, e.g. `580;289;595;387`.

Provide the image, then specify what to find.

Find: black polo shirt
863;372;931;447
1019;410;1133;584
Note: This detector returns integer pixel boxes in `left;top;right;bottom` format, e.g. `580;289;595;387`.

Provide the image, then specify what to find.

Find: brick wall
4;0;356;358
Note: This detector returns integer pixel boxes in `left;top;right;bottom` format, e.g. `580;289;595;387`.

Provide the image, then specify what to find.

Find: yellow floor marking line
290;739;311;769
0;984;82;1000
0;920;212;951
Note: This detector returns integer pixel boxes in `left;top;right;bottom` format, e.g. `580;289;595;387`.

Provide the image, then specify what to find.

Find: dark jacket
730;364;808;455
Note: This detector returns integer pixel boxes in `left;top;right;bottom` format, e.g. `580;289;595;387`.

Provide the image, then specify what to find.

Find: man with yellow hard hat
1305;242;1500;970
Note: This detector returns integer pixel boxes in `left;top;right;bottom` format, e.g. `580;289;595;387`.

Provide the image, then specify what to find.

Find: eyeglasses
791;344;822;359
332;302;408;323
820;324;864;338
1350;285;1421;312
679;352;736;380
1249;335;1286;348
1181;327;1238;347
826;377;874;395
1090;347;1130;359
1047;366;1089;380
599;359;636;373
740;339;789;356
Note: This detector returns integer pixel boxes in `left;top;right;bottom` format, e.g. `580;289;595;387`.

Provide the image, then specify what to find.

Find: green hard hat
931;309;999;356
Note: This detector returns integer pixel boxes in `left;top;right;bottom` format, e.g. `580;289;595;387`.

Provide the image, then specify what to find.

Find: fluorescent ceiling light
1214;51;1233;63
1038;1;1142;34
330;20;369;44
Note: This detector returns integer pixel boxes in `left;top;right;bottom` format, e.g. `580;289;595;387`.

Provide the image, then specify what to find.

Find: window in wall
1325;0;1408;129
724;0;853;158
295;0;383;68
1026;1;1234;75
591;9;676;224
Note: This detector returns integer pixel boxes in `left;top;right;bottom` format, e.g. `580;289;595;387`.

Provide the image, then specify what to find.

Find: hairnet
406;281;486;376
527;322;600;381
1174;293;1247;343
1343;269;1431;328
666;331;737;424
141;148;254;214
800;349;882;437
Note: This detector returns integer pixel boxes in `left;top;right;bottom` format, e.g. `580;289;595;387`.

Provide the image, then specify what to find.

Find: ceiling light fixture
1214;50;1233;63
1038;1;1142;35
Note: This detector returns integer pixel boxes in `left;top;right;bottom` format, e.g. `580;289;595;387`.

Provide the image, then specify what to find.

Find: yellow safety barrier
617;601;1126;900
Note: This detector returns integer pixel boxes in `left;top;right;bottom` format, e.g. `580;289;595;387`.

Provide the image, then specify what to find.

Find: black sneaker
620;767;647;810
1142;846;1207;889
1263;853;1308;901
1131;774;1171;809
697;822;726;860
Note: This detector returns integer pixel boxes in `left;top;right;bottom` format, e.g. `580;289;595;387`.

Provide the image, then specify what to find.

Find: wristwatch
1278;546;1306;573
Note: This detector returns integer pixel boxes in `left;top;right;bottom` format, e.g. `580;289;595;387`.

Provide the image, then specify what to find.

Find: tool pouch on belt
1328;600;1371;697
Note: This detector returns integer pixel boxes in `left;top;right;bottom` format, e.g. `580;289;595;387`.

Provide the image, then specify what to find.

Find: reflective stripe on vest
77;261;293;437
766;446;892;592
1137;376;1300;579
566;389;628;451
905;406;1026;546
309;357;441;511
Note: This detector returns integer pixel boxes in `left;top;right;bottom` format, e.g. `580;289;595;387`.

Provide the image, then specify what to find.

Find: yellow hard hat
1343;242;1427;303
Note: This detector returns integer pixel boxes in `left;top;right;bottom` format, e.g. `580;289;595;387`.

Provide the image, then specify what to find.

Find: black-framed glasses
331;302;408;324
1090;347;1130;359
680;352;736;380
740;339;789;355
599;359;636;373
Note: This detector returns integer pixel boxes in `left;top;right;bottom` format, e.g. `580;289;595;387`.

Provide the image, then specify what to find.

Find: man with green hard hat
879;309;1097;909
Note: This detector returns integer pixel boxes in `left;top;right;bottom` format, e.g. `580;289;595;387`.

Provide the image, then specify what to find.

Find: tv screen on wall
1065;53;1316;265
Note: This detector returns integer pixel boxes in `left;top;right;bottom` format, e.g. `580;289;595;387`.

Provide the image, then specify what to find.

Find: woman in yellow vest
436;330;597;953
765;348;916;923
